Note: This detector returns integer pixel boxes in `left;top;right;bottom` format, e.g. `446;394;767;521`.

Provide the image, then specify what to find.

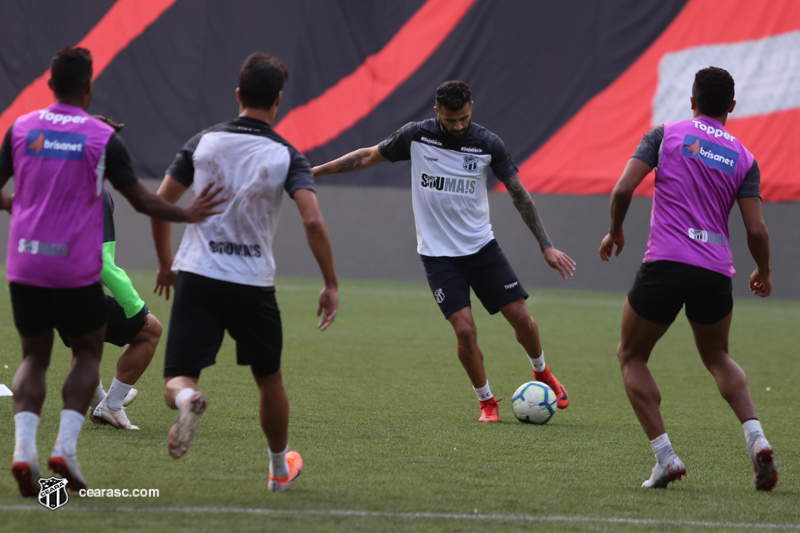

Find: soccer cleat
268;451;303;492
533;366;569;409
122;387;139;407
478;396;504;423
750;437;778;492
93;401;140;430
168;390;208;459
11;460;42;497
641;455;686;488
48;454;87;492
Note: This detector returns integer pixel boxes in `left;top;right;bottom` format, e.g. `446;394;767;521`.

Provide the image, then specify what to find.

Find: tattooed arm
311;145;388;177
505;173;576;279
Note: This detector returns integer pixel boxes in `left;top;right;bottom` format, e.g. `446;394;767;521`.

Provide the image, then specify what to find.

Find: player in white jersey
312;81;575;422
151;52;338;492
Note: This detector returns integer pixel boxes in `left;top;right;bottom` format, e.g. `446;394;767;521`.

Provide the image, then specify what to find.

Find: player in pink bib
599;67;777;491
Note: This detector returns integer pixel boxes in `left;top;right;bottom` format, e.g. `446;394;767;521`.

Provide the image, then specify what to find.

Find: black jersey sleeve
378;122;417;162
631;125;664;169
285;148;315;197
487;133;518;183
0;126;14;176
737;159;761;199
104;133;138;190
102;189;116;243
167;131;203;187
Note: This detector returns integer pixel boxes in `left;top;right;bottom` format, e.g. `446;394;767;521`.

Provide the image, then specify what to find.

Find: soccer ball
511;381;557;424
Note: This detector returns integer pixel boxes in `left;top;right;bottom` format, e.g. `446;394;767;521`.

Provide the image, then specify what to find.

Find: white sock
473;381;493;402
175;387;196;410
528;351;546;373
105;378;133;410
53;410;85;457
269;445;289;478
91;380;106;407
650;433;675;465
13;412;39;463
743;419;765;450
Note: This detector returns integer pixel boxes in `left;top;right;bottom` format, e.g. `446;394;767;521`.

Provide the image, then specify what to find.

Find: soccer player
4;184;160;431
599;67;778;491
151;52;338;492
0;47;224;496
73;187;162;431
311;81;575;423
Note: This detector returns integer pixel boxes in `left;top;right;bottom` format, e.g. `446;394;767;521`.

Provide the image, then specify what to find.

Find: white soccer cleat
93;401;140;430
641;455;686;488
268;451;303;492
122;387;139;407
168;391;208;459
48;453;87;492
750;437;778;491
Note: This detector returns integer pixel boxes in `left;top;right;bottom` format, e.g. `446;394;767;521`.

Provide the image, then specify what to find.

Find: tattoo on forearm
332;151;364;173
506;176;552;250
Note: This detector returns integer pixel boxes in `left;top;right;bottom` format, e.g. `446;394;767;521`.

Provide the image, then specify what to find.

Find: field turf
0;272;798;532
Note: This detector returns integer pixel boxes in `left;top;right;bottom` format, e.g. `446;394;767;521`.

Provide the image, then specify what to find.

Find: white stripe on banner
1;505;799;529
652;30;800;125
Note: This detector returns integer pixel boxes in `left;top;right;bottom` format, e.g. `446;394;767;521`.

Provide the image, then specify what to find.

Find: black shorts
60;296;149;348
420;239;528;319
164;271;282;378
9;282;106;338
627;260;733;325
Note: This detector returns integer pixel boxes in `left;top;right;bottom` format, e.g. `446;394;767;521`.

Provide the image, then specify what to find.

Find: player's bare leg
500;299;542;357
48;326;105;491
254;369;302;491
254;369;289;452
116;313;162;385
691;313;777;490
618;299;685;488
447;307;487;388
500;299;569;408
447;307;502;421
94;314;163;430
11;331;53;496
690;313;755;421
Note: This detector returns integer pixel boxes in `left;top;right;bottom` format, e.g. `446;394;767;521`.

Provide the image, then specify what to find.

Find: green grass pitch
0;271;798;532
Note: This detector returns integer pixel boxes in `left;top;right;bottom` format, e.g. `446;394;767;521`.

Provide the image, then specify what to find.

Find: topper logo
692;120;735;141
38;110;89;126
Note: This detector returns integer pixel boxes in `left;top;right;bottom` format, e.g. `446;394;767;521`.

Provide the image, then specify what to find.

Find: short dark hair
435;81;471;112
50;47;93;99
238;53;289;111
692;67;735;117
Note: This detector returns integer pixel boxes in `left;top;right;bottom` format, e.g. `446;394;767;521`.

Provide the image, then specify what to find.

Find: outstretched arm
294;188;339;330
311;145;387;177
150;175;189;300
504;173;575;279
599;157;652;261
738;196;771;297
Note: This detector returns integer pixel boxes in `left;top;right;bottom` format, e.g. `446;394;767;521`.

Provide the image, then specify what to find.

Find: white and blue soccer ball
511;381;557;424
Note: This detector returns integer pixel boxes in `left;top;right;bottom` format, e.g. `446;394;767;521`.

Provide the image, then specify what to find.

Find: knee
509;309;535;333
138;313;163;350
451;319;477;345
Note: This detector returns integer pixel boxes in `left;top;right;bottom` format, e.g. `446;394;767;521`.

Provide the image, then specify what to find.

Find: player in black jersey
312;81;575;422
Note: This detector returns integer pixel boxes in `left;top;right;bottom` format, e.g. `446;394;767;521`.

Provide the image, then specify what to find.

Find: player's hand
543;246;575;279
749;267;772;298
184;180;227;223
599;231;625;261
154;267;178;300
316;286;339;331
